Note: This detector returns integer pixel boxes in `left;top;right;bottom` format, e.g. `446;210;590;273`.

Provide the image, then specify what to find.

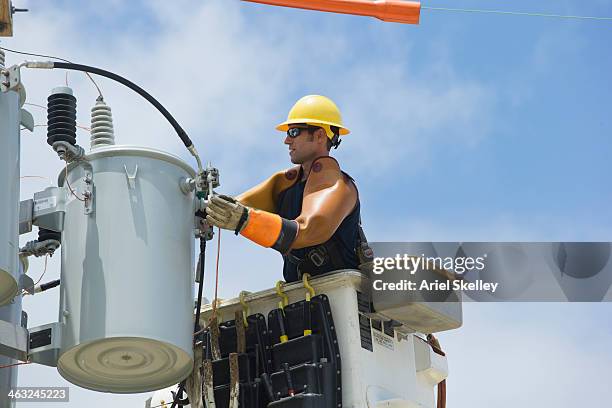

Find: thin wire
0;46;103;97
64;163;86;202
149;399;184;408
31;123;91;132
20;175;54;186
193;326;206;338
193;229;222;338
210;228;222;323
0;360;31;369
32;255;49;287
23;103;91;132
23;102;46;110
422;6;612;21
22;255;49;296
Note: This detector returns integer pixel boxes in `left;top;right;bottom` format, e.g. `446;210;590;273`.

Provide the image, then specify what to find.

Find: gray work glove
205;195;250;235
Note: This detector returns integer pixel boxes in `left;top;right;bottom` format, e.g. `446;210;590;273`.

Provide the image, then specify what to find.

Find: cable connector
19;239;60;258
22;60;54;69
53;141;85;163
187;145;203;173
36;279;60;294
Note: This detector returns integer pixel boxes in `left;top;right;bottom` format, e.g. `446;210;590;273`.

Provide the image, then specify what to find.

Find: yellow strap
239;291;249;327
302;273;315;301
275;280;289;308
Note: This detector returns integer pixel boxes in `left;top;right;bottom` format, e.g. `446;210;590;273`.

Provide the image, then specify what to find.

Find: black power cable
194;238;207;339
51;62;194;149
39;279;60;292
171;237;207;408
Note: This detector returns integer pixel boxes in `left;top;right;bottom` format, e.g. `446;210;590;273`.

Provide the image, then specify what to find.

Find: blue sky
3;0;612;406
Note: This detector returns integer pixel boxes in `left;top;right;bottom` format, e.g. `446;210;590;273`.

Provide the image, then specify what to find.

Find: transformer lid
57;336;193;394
0;270;18;306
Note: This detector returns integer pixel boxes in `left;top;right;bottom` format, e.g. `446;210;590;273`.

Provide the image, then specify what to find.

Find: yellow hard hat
276;95;350;139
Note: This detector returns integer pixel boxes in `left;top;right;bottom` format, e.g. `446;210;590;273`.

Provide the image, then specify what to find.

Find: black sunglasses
286;125;320;138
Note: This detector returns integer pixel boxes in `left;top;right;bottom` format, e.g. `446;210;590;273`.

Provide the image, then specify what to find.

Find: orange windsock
242;0;421;25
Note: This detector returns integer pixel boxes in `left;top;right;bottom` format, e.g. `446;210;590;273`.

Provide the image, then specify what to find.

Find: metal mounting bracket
83;171;94;215
0;64;20;92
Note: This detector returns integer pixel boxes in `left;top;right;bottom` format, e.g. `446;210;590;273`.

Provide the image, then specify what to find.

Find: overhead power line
0;46;103;97
422;6;612;21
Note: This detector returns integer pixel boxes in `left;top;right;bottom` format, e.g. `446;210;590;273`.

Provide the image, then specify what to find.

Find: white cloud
441;303;612;407
365;212;612;242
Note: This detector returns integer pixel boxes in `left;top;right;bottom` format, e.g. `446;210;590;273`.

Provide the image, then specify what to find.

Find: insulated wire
172;228;221;408
210;228;222;323
192;227;222;338
51;62;196;151
193;238;207;342
32;254;49;287
64;163;86;202
0;360;31;369
0;46;103;97
23;102;46;110
172;237;209;408
421;6;612;21
22;255;49;296
20;175;54;186
149;401;177;408
32;124;91;132
23;104;91;132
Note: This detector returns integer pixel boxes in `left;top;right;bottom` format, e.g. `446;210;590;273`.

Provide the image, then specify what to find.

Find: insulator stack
38;228;61;243
0;49;5;68
47;87;77;147
90;97;115;148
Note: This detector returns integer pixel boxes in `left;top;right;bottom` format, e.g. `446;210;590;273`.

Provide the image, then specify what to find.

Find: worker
206;95;371;282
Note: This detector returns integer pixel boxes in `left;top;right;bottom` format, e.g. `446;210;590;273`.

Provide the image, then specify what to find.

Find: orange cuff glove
241;209;299;253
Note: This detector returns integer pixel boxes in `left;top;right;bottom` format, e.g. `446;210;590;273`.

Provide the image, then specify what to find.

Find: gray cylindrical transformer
0;80;21;306
57;145;196;393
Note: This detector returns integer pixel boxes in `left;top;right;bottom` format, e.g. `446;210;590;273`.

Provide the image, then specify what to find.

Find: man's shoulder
270;165;302;194
308;156;357;187
277;165;301;182
305;157;357;201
